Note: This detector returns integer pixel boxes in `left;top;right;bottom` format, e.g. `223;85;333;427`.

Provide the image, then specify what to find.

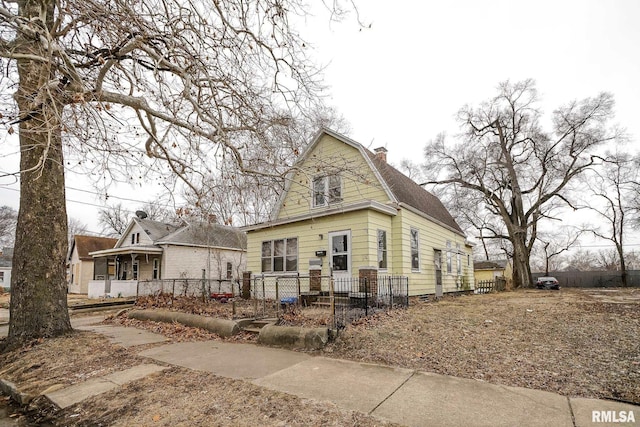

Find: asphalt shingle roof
365;150;464;234
73;235;118;260
136;218;181;241
158;222;246;250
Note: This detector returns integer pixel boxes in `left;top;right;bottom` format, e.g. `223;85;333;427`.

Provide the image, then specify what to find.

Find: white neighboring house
0;247;12;289
88;216;247;298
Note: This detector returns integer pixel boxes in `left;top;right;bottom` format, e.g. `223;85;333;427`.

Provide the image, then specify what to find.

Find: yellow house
473;260;513;284
243;129;474;296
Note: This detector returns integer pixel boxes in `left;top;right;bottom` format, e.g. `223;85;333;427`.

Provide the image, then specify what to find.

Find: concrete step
240;318;277;334
311;301;351;307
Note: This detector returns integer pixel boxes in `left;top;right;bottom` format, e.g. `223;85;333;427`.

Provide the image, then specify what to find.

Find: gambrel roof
364;149;463;234
264;128;464;235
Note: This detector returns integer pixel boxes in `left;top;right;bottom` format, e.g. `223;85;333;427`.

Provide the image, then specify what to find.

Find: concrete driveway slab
253;357;414;414
139;341;310;380
373;371;574;427
570;397;639;427
75;324;167;347
45;364;168;409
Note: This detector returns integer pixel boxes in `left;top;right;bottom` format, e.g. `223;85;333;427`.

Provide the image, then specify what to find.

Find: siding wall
391;209;474;296
247;210;394;278
246;207;474;296
162;245;246;280
277;134;390;219
121;222;154;247
68;247;95;294
0;267;11;289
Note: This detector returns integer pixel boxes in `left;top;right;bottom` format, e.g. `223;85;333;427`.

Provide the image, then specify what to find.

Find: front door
329;230;351;292
434;249;443;298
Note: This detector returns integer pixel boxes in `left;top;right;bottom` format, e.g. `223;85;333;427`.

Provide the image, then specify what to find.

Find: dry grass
325;288;640;404
0;287;638;425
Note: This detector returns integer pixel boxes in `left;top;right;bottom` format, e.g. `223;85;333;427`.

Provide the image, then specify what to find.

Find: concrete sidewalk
2;318;639;426
141;339;639;427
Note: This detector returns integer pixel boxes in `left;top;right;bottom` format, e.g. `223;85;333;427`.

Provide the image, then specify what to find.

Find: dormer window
313;175;342;207
131;233;140;244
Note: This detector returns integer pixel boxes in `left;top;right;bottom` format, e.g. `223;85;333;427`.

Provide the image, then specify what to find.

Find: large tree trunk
512;234;533;288
7;0;72;347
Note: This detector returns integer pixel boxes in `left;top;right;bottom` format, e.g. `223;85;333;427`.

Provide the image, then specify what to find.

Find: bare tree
582;149;639;286
0;205;17;247
99;201;178;236
67;216;88;240
534;227;585;275
595;248;621;271
564;249;599;271
0;0;352;345
98;203;130;236
423;79;620;288
180;105;351;226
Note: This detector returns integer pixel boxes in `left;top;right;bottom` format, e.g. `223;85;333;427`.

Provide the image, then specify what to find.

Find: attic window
312;175;342;207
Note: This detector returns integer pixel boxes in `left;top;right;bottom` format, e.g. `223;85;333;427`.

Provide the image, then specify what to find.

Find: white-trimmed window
410;228;420;271
261;238;298;272
132;261;139;280
456;243;461;275
312;175;342;207
377;230;387;270
446;241;452;274
153;259;160;280
226;262;233;279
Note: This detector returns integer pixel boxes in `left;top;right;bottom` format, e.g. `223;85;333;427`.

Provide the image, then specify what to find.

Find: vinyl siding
277;134;390;219
121;222;154;247
68;247;95;294
247;205;473;296
392;209;474;296
247;209;394;277
162;245;245;280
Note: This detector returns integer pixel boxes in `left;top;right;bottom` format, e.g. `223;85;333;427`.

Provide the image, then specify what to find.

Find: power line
0;177;168;206
0;186;148;212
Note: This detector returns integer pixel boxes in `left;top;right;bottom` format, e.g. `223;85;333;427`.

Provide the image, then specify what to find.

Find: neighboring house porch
89;215;246;298
0;247;12;290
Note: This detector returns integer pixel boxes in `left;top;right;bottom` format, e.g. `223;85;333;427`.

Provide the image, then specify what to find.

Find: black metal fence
251;273;409;329
137;278;241;298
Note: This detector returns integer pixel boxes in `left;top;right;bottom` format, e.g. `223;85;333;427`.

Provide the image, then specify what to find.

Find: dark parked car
535;276;560;290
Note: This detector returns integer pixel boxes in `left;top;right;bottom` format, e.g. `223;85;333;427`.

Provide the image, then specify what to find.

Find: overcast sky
308;0;640;163
1;0;639;241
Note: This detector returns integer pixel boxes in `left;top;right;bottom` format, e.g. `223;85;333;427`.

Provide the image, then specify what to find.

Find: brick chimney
374;147;388;163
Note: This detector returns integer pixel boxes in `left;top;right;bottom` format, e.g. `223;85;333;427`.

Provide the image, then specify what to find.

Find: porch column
241;271;252;300
359;266;378;298
309;266;322;292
